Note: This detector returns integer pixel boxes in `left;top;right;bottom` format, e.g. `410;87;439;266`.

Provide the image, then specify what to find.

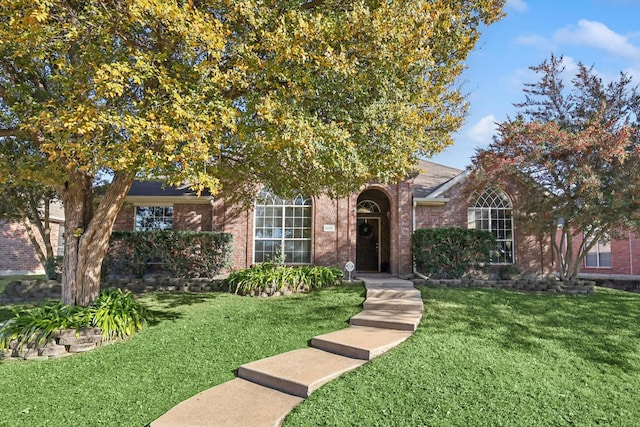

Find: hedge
412;227;496;279
102;231;233;279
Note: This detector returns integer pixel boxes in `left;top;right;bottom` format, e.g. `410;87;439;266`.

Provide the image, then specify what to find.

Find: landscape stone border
413;278;596;294
0;277;228;304
1;327;107;361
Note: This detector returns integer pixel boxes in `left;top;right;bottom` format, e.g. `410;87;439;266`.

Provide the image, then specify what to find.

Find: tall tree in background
0;0;504;305
471;55;640;282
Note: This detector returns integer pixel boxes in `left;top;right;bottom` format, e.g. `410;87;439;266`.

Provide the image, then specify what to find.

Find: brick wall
0;220;63;275
571;230;640;276
211;181;415;276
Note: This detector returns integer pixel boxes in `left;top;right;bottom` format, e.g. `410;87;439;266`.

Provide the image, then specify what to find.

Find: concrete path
150;277;423;427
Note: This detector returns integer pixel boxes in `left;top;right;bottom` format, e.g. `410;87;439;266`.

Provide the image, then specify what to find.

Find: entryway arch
356;189;391;272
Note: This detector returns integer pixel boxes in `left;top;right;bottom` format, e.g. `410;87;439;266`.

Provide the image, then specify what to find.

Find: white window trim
584;237;612;269
253;193;313;265
468;188;515;265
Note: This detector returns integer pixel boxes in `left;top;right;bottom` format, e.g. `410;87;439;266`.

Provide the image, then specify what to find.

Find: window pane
135;206;173;231
254;189;312;264
470;189;514;264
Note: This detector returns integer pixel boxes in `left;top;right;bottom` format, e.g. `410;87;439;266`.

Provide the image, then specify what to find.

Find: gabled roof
413;160;465;199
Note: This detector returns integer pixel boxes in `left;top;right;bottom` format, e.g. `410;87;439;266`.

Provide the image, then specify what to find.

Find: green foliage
0;289;151;349
85;288;152;340
471;54;640;282
0;0;503;306
103;231;234;279
412;227;496;278
227;263;344;296
0;301;83;350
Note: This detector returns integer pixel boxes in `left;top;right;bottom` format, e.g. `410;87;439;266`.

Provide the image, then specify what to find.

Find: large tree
0;0;504;305
471;55;640;282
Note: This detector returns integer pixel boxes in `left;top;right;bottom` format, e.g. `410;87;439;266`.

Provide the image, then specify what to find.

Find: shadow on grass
419;286;640;372
142;291;229;326
146;291;224;309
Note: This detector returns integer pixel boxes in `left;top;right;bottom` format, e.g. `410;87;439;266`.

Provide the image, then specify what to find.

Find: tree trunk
60;170;134;306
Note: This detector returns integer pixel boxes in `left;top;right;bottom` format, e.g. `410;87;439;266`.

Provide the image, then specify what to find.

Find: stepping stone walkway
150;277;423;427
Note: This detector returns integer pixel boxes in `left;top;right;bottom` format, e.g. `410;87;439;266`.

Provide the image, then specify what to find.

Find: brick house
111;160;557;277
7;160;636;279
0;201;65;275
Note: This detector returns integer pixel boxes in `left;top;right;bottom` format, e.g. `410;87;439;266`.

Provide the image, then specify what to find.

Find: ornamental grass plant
0;288;151;349
227;262;344;296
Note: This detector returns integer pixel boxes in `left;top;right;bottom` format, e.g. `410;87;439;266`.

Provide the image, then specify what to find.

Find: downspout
412;199;417;276
630;230;633;275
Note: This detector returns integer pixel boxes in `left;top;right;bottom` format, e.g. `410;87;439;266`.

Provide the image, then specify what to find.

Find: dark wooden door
356;218;379;271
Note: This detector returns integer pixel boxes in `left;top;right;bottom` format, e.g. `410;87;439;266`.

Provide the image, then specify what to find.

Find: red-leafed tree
471;54;640;282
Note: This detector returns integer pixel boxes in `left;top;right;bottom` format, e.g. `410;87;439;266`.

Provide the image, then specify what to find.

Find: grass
284;286;640;426
0;285;365;426
2;284;639;426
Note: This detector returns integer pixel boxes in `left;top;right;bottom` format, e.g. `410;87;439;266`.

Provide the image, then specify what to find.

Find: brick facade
0;220;63;275
11;162;640;280
568;231;640;276
208;182;415;276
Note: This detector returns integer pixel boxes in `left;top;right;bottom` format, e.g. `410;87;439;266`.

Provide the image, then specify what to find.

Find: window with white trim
254;189;312;264
468;188;514;264
585;236;611;268
135;206;174;231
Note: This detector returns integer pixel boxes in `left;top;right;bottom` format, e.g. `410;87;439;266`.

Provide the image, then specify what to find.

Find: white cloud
554;20;640;60
506;0;528;13
467;115;498;144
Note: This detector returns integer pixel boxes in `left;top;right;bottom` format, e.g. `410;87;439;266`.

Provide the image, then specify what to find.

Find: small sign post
345;261;355;281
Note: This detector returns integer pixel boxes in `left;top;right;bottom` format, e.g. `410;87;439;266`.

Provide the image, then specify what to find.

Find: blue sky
430;0;640;170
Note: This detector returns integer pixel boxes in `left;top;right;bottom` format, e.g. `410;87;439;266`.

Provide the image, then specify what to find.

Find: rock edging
413;278;596;294
1;327;107;361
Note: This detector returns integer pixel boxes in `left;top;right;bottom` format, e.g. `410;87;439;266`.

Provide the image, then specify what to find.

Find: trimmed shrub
103;231;233;279
227;263;344;296
413;227;496;279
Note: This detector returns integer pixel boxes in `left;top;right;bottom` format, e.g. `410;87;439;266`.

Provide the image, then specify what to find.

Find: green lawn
284;286;640;426
2;285;639;427
0;285;365;426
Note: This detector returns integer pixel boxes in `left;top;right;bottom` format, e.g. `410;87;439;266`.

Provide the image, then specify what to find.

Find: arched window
468;188;514;264
356;200;381;214
254;189;312;264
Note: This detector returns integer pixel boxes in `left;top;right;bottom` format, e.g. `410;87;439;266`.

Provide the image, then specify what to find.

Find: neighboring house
567;231;640;278
112;160;556;277
0;201;65;275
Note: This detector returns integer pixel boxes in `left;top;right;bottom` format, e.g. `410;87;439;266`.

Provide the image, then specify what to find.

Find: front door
356;218;379;271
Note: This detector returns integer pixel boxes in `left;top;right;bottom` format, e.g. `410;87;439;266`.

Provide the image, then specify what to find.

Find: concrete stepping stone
311;326;413;360
349;309;423;331
366;288;422;299
363;296;424;312
363;279;416;288
237;347;366;398
150;378;303;427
